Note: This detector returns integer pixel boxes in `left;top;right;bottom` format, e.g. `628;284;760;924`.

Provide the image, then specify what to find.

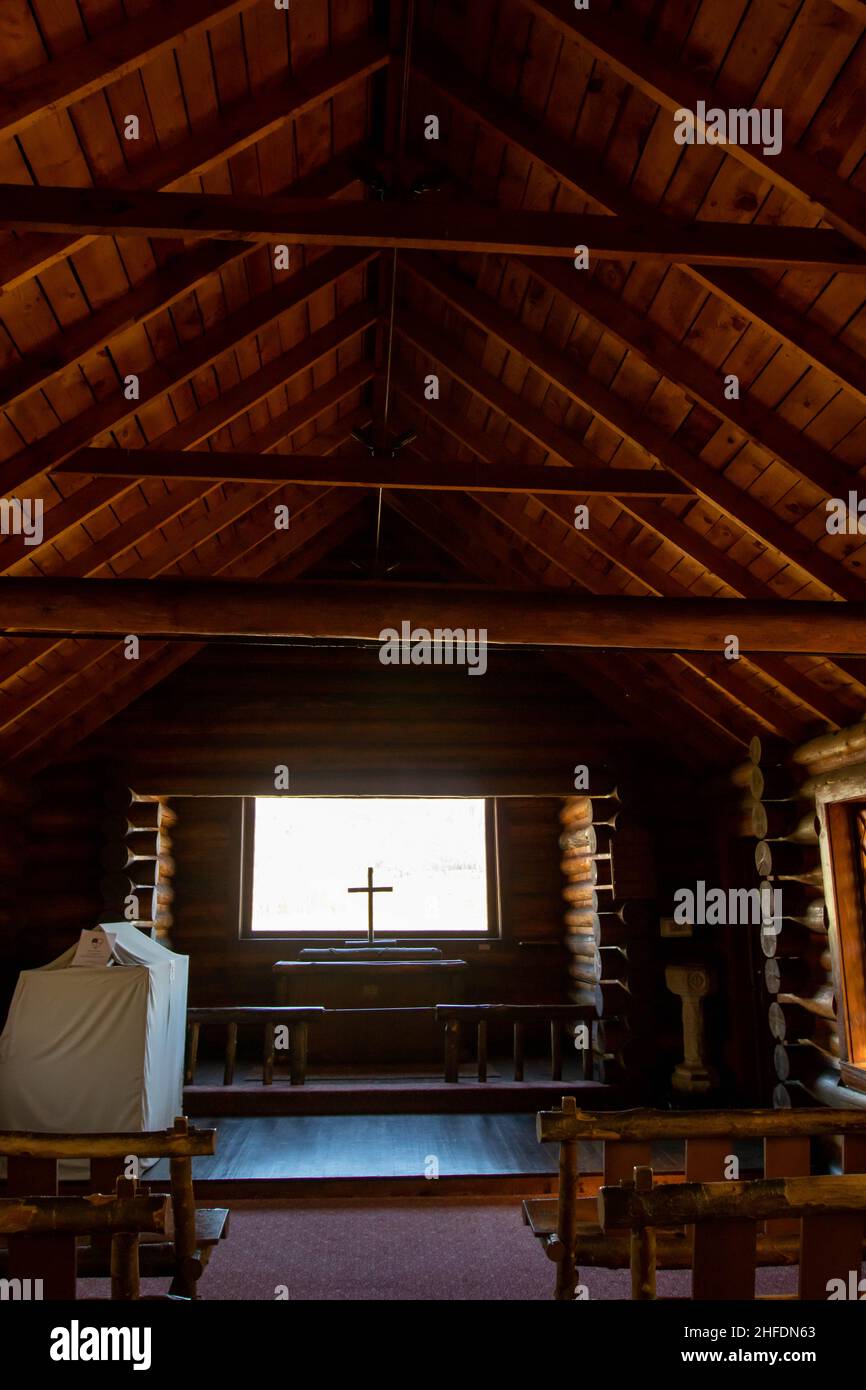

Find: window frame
237;795;502;944
819;786;866;1094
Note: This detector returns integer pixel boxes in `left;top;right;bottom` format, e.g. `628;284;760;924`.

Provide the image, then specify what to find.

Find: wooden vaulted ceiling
1;0;866;772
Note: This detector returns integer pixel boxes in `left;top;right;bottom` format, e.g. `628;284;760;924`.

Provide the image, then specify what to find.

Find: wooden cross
347;866;393;944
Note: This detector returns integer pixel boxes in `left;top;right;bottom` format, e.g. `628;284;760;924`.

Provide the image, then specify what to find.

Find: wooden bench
601;1166;866;1300
0;1116;226;1298
2;1176;168;1299
525;1097;866;1299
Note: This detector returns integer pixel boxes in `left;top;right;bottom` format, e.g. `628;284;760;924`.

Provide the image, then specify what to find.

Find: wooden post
290;1022;308;1086
630;1166;657;1301
551;1020;563;1081
185;1021;200;1085
223;1022;238;1087
168;1117;198;1300
262;1020;275;1085
513;1022;525;1081
110;1176;140;1301
555;1097;580;1302
444;1019;460;1083
477;1021;487;1083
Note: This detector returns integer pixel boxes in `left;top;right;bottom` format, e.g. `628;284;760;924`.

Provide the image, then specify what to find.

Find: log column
748;737;838;1109
100;786;177;943
559;783;657;1086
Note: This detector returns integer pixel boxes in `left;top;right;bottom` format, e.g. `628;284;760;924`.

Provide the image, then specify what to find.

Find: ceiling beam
414;44;866;407
60;446;694;496
402;261;866;601
0;39;387;295
0;0;259;144
1;581;864;652
2;185;865;270
521;0;866;252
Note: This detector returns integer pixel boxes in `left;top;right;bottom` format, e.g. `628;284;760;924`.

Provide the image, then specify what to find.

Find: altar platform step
142;1113;647;1199
182;1057;621;1118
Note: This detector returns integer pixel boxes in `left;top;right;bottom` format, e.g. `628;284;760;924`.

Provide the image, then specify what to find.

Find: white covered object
0;922;188;1134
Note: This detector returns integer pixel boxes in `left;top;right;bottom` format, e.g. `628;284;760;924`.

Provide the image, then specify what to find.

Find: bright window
244;798;492;936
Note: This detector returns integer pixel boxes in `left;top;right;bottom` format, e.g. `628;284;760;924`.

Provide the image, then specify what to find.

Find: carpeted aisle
78;1198;803;1301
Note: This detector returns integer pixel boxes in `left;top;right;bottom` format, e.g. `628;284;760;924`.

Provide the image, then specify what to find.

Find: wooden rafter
517;255;866;505
8;498;370;770
0;155;362;419
521;0;866;251
1;255;376;497
4;185;865;270
414;44;866;407
0;0;259;144
0;38;388;295
400;260;866;601
395;355;864;728
0;411;370;696
0;362;372;570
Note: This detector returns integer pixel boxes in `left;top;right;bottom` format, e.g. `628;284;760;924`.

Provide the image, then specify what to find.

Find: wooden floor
144;1115;733;1198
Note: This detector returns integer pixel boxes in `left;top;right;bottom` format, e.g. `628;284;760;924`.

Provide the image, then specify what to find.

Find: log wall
4;645;707;1079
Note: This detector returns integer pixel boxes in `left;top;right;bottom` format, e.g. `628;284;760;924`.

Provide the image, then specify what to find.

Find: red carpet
78;1198;807;1301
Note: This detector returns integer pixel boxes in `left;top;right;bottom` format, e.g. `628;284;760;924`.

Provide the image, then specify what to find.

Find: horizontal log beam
58;448;694;496
1;186;864;269
2;580;866;653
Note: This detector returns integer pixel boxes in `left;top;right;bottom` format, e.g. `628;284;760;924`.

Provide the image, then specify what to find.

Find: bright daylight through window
248;798;490;935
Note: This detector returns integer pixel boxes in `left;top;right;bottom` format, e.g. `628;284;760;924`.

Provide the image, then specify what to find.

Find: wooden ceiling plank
520;0;866;251
59;445;694;496
403;259;866;601
414;44;866;407
0;154;362;417
0;256;376;498
3;579;866;653
3;184;865;269
0;36;388;295
519;255;865;506
0;0;260;144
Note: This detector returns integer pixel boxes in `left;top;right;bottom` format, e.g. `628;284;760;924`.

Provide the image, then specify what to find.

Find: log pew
600;1166;866;1301
524;1098;866;1299
1;1177;168;1300
0;1117;225;1298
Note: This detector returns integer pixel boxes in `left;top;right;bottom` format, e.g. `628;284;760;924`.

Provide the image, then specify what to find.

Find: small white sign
71;927;118;968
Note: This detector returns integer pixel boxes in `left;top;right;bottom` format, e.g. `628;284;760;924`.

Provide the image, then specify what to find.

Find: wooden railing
435;1004;594;1083
185;1003;595;1087
186;1007;325;1086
